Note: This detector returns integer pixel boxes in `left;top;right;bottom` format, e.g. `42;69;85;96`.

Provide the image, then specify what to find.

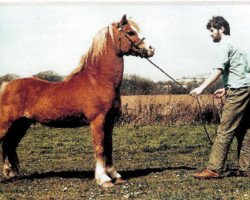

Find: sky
1;2;250;82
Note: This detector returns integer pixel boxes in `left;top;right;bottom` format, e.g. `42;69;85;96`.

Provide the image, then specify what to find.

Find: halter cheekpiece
116;25;146;57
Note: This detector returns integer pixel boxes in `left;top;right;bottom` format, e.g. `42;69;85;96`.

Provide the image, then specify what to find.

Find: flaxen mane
64;24;114;81
64;20;140;82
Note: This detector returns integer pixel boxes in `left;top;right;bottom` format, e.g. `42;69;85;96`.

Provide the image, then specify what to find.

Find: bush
121;74;224;95
121;75;156;95
33;70;63;82
0;73;20;85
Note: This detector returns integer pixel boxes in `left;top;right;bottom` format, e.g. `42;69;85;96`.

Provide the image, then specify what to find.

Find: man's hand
213;88;226;98
190;86;204;98
189;69;223;99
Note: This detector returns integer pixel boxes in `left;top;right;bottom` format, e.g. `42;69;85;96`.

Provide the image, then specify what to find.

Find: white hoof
3;163;19;179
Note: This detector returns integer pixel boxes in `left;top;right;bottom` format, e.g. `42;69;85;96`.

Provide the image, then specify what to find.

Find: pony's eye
127;31;136;36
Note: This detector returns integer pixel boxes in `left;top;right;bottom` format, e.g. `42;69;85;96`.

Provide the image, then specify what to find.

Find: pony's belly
41;114;90;128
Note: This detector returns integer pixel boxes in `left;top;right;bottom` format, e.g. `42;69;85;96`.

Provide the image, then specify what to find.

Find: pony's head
112;15;155;58
64;15;155;82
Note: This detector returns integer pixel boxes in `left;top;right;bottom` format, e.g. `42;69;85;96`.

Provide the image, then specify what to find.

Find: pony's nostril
149;46;155;52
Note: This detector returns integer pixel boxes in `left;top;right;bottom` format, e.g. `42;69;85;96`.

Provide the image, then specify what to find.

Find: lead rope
146;58;213;145
118;27;213;144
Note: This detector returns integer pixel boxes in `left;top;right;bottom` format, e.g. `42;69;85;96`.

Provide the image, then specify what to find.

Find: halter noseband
116;25;146;57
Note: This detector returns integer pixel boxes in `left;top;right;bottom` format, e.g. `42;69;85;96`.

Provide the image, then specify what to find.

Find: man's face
209;27;223;43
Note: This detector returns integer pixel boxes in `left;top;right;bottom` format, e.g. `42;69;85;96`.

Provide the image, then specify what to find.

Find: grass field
0;124;249;200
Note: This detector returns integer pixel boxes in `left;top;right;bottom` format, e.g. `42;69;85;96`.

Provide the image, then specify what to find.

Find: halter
116;25;146;57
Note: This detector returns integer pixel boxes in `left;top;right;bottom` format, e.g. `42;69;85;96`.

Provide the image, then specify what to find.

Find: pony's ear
117;14;128;28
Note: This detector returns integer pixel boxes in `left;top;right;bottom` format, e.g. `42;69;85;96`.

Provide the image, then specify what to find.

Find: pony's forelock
128;20;140;32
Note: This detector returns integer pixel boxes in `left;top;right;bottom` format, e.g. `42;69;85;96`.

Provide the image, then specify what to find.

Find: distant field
0;125;249;200
120;95;223;125
121;94;222;111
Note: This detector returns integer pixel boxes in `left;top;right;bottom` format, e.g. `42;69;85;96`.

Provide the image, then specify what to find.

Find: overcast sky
1;2;250;81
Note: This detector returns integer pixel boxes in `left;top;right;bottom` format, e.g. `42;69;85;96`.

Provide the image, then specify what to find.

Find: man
190;16;250;178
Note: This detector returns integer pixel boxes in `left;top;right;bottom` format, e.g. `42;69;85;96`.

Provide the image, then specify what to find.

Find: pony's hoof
3;168;18;179
114;178;125;184
3;162;19;179
101;181;115;188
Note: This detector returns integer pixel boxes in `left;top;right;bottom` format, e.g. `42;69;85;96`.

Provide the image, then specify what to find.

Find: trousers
208;87;250;173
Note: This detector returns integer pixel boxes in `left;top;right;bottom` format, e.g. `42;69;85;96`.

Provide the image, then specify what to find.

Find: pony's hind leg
2;118;32;179
0;122;11;177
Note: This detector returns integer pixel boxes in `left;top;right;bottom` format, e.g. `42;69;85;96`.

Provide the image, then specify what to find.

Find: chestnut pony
0;15;154;187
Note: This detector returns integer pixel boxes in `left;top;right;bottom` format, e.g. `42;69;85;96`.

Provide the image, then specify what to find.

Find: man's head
206;16;230;42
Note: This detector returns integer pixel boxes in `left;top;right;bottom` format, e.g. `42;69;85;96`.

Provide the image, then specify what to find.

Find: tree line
0;71;223;95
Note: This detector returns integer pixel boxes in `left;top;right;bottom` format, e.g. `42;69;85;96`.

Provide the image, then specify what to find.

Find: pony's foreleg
90;114;114;187
104;120;124;185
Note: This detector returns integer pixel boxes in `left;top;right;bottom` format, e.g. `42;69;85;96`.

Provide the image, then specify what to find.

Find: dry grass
120;95;224;125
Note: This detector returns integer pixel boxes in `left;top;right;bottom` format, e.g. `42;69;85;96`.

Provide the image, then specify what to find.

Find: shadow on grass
122;166;196;180
0;166;196;183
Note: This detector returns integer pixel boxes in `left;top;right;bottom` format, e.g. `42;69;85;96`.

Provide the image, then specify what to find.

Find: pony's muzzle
138;45;155;58
146;45;155;57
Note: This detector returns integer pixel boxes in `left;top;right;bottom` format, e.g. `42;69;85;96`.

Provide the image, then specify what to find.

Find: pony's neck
65;25;124;87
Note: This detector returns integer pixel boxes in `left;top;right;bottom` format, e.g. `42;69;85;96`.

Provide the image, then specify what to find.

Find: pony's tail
0;81;8;94
0;81;8;105
0;82;9;144
0;81;7;109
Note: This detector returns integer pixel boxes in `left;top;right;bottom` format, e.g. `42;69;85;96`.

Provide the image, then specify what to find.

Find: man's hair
206;16;230;35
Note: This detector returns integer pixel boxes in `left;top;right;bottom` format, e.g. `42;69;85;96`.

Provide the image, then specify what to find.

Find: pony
0;15;154;187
